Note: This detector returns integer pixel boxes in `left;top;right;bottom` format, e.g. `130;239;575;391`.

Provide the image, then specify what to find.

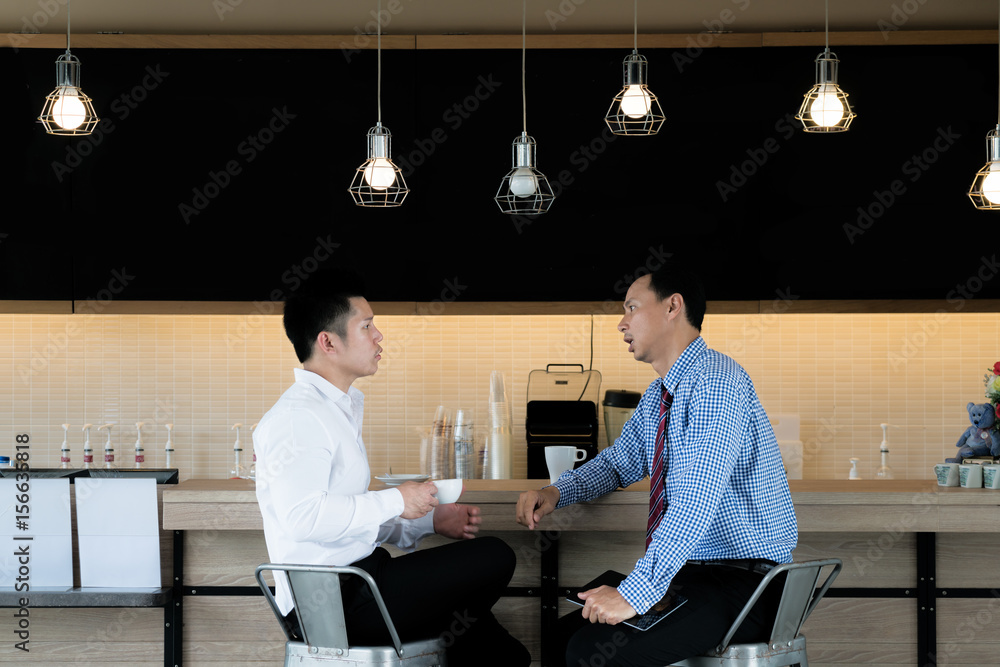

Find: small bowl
433;479;463;504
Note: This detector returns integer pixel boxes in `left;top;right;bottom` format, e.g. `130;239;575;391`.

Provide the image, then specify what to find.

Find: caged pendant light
795;0;856;133
38;0;99;136
348;0;409;207
968;0;1000;209
604;0;665;136
495;0;555;215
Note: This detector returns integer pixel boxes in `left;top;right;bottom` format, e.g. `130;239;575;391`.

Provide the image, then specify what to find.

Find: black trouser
561;562;785;667
284;536;530;667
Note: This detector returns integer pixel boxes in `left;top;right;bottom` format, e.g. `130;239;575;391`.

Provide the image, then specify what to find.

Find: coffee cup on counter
983;464;1000;490
934;463;959;487
544;446;587;484
959;463;983;488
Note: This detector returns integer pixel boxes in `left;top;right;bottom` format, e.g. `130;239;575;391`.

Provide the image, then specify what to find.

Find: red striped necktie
646;386;673;550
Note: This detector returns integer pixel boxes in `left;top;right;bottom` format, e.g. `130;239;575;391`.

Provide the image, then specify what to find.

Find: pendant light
795;0;856;133
604;0;664;136
495;0;555;215
968;1;1000;209
348;0;409;207
38;0;99;136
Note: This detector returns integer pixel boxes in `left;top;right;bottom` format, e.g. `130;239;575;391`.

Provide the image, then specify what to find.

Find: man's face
335;297;384;379
617;275;670;365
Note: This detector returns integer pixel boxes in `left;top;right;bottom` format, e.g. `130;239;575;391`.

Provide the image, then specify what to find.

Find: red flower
994;361;1000;375
996;403;1000;420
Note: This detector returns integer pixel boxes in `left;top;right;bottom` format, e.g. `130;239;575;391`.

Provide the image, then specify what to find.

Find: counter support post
169;529;184;667
917;531;936;667
540;530;560;667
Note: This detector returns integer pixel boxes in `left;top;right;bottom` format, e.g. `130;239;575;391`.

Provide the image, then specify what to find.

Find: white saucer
375;474;430;486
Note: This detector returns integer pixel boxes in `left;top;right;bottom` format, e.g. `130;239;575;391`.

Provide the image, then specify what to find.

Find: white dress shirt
254;368;434;614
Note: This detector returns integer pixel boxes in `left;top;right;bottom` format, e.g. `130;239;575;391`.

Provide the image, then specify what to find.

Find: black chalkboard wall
1;43;997;303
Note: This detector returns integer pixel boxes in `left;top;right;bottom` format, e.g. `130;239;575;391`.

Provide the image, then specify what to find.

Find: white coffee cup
544;446;587;484
433;478;463;504
934;463;959;487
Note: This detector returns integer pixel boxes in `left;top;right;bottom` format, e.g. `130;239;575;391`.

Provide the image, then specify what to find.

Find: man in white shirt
255;284;530;666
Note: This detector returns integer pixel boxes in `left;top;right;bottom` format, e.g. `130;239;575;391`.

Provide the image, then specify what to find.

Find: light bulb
620;84;652;119
809;85;845;127
52;86;86;130
363;158;396;191
509;167;538;197
982;166;1000;205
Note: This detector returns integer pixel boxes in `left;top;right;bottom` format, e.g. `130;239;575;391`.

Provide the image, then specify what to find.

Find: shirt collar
293;367;363;407
660;336;706;396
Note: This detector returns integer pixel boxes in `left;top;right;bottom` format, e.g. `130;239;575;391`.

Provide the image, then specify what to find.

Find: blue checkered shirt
553;337;798;614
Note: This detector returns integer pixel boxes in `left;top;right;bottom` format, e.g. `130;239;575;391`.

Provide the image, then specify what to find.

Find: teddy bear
946;402;1000;463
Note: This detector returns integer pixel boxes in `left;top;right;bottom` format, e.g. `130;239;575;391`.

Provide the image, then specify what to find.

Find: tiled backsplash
2;311;998;481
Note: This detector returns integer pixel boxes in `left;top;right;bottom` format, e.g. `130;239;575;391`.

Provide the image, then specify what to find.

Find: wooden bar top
162;478;1000;533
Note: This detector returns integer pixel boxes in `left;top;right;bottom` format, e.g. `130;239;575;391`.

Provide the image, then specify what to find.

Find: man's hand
515;486;559;529
433;503;481;540
397;481;438;519
577;585;637;625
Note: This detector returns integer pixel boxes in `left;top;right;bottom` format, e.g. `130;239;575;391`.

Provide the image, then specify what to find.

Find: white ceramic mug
934;463;959;487
433;478;463;504
960;463;983;488
544;446;587;484
983;464;1000;490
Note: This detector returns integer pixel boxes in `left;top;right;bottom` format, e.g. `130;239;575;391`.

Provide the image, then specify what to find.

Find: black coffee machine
525;364;602;479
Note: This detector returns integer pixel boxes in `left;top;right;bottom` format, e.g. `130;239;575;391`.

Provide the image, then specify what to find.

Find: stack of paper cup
429;406;454;479
484;371;513;479
454;410;476;479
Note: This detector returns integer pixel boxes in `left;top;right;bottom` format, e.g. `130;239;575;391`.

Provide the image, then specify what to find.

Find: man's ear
664;293;685;322
315;331;338;356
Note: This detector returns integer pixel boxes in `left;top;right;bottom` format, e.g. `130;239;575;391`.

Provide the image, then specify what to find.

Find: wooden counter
158;479;1000;667
162;478;1000;533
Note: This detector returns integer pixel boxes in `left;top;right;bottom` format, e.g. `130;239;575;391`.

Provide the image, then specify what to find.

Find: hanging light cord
633;0;638;52
377;0;382;124
521;0;527;134
66;0;71;52
824;0;829;52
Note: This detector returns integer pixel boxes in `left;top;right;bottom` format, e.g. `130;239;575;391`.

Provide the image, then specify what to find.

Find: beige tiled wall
1;311;998;481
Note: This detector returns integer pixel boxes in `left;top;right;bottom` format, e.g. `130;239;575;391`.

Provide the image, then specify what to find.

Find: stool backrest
255;563;406;657
716;558;842;652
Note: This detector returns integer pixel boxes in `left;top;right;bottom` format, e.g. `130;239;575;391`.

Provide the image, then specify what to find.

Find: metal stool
256;563;447;666
672;558;842;667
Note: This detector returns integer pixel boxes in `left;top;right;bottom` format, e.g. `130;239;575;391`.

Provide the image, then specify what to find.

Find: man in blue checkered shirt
516;265;798;666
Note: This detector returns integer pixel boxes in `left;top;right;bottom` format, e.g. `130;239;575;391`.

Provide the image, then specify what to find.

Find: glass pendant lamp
795;0;856;133
38;0;99;136
604;0;665;136
348;0;409;207
495;0;555;215
968;1;1000;209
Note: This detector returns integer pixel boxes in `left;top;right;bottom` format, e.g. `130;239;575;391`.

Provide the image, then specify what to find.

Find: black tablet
565;570;688;631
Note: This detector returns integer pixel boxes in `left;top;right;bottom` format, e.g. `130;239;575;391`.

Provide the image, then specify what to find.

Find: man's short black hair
647;263;706;332
282;272;366;363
